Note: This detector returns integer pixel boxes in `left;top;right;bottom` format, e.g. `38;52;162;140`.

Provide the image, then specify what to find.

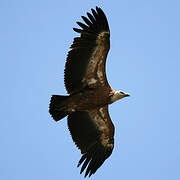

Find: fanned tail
49;95;69;121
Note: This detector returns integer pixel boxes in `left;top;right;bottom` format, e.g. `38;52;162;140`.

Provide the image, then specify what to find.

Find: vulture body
49;7;129;177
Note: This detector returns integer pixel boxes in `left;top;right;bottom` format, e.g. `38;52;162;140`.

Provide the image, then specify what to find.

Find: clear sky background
1;0;180;180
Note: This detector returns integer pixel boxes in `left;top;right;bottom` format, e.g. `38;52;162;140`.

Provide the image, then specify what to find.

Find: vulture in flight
49;7;130;177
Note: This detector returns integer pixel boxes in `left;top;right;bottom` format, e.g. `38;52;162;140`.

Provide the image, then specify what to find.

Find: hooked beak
124;93;130;97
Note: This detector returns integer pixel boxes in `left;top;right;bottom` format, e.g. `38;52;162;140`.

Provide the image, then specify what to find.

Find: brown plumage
49;7;130;177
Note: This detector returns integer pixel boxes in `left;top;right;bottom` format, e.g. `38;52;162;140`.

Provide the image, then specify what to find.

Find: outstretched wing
67;106;114;177
64;7;110;95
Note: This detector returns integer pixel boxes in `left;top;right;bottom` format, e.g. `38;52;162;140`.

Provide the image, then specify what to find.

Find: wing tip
77;144;114;178
73;6;109;35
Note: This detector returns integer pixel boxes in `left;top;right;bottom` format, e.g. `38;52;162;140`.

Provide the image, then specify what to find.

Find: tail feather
49;95;69;121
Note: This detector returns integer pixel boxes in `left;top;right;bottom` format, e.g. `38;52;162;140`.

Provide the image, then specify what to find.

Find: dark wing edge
67;106;114;177
64;7;110;94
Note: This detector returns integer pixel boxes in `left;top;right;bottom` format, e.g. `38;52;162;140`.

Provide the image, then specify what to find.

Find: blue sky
1;0;180;179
